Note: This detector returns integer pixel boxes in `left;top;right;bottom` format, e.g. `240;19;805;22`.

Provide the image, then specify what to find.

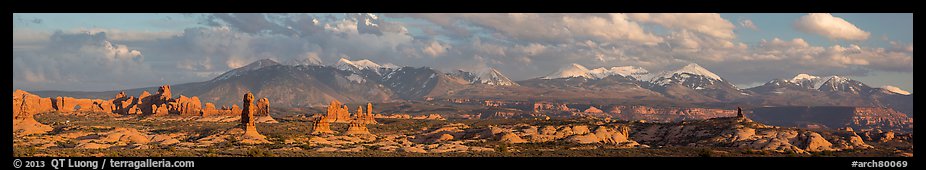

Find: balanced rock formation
241;92;256;128
197;92;269;144
233;92;269;144
195;92;270;145
13;90;55;136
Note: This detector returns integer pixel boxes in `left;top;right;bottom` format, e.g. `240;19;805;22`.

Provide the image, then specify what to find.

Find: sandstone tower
238;91;268;143
311;116;335;134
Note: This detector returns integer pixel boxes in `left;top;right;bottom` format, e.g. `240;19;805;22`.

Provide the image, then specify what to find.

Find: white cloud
392;13;664;45
422;41;449;57
628;13;736;39
14;31;154;91
794;13;870;41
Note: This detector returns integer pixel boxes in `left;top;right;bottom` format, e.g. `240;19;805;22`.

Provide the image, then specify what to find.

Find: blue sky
13;13;913;93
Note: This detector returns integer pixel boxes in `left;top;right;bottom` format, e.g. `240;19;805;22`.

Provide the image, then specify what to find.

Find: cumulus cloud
390;13;664;45
628;13;736;39
14;31;154;91
794;13;871;41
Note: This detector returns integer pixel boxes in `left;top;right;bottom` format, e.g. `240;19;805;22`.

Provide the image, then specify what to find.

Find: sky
12;13;913;93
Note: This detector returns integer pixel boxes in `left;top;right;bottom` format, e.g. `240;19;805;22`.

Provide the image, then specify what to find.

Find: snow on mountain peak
542;63;651;80
784;73;829;89
827;75;849;84
453;67;518;86
588;66;650;80
542;63;592;79
791;73;820;81
880;85;911;95
674;63;723;80
336;58;383;71
651;63;724;86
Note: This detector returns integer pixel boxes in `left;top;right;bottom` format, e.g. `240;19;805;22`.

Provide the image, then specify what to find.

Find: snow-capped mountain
650;63;723;86
788;74;829;89
747;73;829;94
334;58;403;77
542;63;650;80
880;86;911;95
542;63;593;79
381;67;470;99
588;66;650;80
212;59;281;81
335;58;385;71
818;76;871;94
643;63;747;102
649;63;730;89
448;68;519;86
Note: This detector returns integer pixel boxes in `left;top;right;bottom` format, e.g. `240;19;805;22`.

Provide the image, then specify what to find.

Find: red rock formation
413;114;445;120
323;100;351;123
13;90;55;135
169;95;202;117
353;103;378;124
880;131;895;142
368;103;373;114
311;117;335;134
201;103;219;116
256;98;270;117
112;91;137;115
52;96;106;113
241;92;256;127
157;85;172;103
345;119;372;135
153;104;169;116
533;102;573;112
238;91;266;142
231;104;242;116
584;106;604;114
131;85;174;115
136;91;153;114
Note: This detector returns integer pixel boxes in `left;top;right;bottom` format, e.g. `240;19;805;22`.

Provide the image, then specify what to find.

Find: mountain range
30;58;913;116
